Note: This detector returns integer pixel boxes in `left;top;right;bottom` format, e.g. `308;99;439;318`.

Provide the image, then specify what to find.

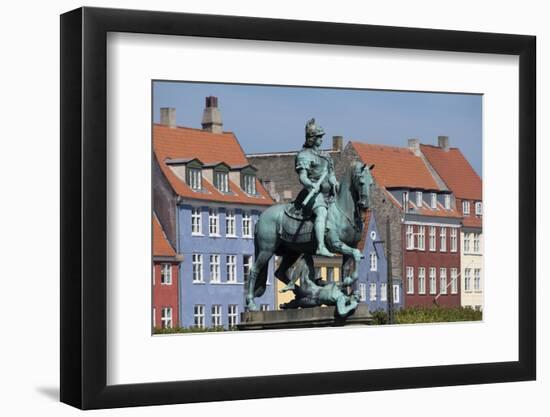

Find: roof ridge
154;123;234;135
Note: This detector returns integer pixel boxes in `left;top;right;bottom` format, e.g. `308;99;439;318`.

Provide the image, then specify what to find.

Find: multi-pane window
462;200;470;215
228;305;239;328
406;225;414;249
261;304;270;311
440;227;447;252
215;171;229;193
464;233;471;252
243;255;253;283
430;193;437;209
242;211;252;237
380;283;387;301
243;174;256;195
416;191;423;207
444;194;451;210
475;202;483;215
188;168;202;190
152;308;156;328
418;267;426;294
359;283;367;301
369;283;377;301
417;226;425;250
193;305;205;328
225;210;236;236
393;285;400;303
369;251;378;271
440;268;447;294
473;233;481;253
451;268;458;294
209;255;220;283
474;269;481;291
406;267;414;294
161;307;173;329
211;305;222;327
429;267;437;294
450;228;458;252
209;208;219;235
402;191;409;213
160;263;172;285
326;267;335;282
192;254;203;282
226;255;237;283
191;207;202;235
429;226;436;251
464;268;472;292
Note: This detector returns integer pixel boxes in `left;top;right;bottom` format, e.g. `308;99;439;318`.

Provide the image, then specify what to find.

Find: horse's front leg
326;229;363;263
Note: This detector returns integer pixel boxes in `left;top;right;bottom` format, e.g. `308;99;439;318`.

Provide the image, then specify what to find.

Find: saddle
281;189;315;243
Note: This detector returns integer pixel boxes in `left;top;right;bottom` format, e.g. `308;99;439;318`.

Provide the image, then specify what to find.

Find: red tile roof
420;145;482;201
153;215;177;257
351;142;440;190
154;124;273;206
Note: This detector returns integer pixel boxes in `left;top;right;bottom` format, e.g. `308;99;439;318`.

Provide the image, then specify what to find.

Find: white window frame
152;265;156;286
209;254;220;283
474;233;481;253
429;267;437;294
193;305;205;329
260;304;270;311
418;267;426;294
416;191;423;207
188;168;202;190
463;200;470;215
209;208;220;236
152;307;156;328
369;283;377;301
464;232;471;253
228;305;239;328
243;255;253;283
191;207;202;235
359;283;367;302
242;211;252;238
444;194;451;210
402;191;409;212
440;268;447;295
393;284;400;303
211;304;222;327
450;228;458;252
430;192;437;209
192;254;203;283
369;251;378;271
475;201;482;215
465;268;472;292
326;267;334;282
474;268;481;292
226;255;237;283
215;171;229;193
380;283;387;301
406;266;414;294
406;225;414;250
161;307;173;329
160;263;172;285
225;210;236;236
451;268;458;294
440;227;447;252
417;226;425;251
243;174;256;195
429;226;436;251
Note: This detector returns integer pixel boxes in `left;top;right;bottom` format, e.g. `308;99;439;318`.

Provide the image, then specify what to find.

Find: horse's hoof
246;301;259;312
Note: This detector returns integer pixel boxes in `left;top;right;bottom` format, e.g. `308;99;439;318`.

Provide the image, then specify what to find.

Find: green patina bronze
245;118;375;314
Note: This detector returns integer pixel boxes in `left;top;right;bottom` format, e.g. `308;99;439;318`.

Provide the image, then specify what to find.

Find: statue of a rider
295;118;339;257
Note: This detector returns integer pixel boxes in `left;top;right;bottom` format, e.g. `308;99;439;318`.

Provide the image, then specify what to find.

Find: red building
153;214;182;329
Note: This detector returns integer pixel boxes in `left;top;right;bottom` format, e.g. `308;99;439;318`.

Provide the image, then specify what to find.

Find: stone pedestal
237;304;372;330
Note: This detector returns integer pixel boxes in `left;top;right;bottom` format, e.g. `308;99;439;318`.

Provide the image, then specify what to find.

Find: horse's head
351;161;375;211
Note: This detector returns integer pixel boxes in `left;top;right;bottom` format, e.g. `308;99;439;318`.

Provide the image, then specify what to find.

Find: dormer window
402;191;409;213
430;193;437;209
242;174;257;195
463;200;470;215
215;171;229;193
475;201;482;215
188;167;202;190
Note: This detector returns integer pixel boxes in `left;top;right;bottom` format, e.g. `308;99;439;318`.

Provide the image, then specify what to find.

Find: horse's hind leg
245;250;273;311
276;251;301;292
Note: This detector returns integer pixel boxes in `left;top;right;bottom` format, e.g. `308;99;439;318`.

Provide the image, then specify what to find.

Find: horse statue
245;161;374;311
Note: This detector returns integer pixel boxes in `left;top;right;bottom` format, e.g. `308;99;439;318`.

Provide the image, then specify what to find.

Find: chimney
332;136;343;152
438;135;450;152
408;138;421;156
201;96;223;134
160;107;176;128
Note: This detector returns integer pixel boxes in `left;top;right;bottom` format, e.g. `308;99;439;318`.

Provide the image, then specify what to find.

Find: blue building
356;211;403;313
153;99;275;329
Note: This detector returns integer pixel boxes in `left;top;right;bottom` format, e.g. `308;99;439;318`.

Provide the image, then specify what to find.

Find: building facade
153;98;276;329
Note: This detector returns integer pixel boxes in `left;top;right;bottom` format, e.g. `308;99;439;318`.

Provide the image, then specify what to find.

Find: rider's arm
298;169;315;191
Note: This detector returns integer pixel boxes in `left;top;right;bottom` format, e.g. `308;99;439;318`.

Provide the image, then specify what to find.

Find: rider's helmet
304;118;325;147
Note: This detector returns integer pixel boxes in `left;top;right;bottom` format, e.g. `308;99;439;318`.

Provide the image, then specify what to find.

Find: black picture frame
60;6;536;410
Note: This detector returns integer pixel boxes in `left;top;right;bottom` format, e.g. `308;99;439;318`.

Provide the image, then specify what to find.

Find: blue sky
153;81;482;175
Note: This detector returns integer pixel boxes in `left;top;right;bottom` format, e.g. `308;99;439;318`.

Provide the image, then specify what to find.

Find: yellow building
461;230;483;310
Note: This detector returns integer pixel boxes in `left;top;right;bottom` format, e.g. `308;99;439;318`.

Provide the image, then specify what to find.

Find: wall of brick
152;262;180;328
153;156;179;249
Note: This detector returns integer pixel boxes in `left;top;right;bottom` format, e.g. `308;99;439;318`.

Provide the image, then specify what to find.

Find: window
193;305;205;328
243;255;252;283
228;305;239;328
450;228;458;252
406;267;414;294
209;208;219;236
188;168;202;190
465;268;472;292
209;255;220;283
243;174;256;195
393;285;400;303
406;225;414;249
260;304;270;311
214;171;229;193
242;211;252;237
359;283;367;301
192;254;203;282
444;194;451;210
416;191;423;207
402;191;409;212
440;268;447;294
440;227;447;252
326;267;334;282
430;192;437;209
369;251;378;271
152;308;156;328
464;233;471;252
152;265;156;286
418;267;426;294
161;307;173;329
475;201;483;215
225;210;236;236
429;226;436;251
160;263;172;285
191;207;202;235
417;226;425;250
429;267;436;294
369;283;377;301
462;200;470;215
451;268;458;294
211;305;222;327
473;233;481;253
226;255;237;283
380;283;387;301
474;268;481;291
